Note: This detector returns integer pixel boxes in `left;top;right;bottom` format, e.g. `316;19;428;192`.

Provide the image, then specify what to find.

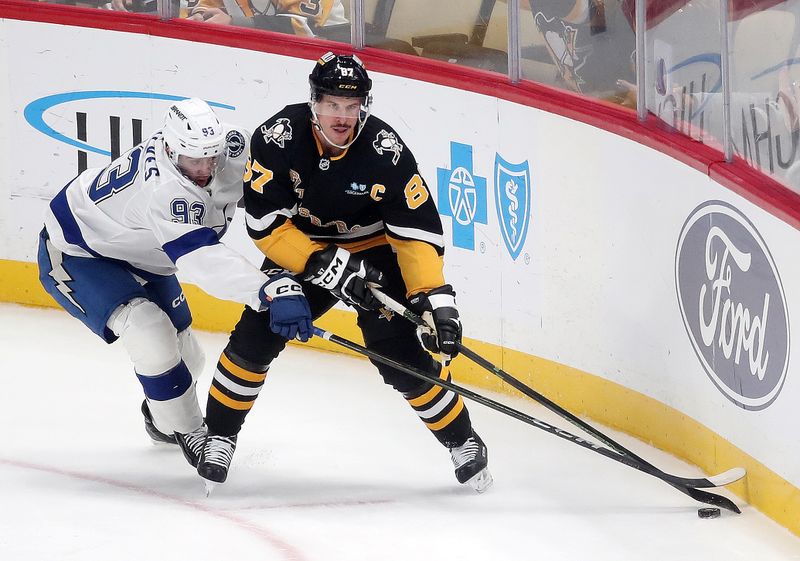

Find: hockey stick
311;325;740;514
369;288;746;491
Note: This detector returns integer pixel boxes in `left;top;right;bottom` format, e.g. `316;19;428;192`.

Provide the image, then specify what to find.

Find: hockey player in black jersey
197;51;492;493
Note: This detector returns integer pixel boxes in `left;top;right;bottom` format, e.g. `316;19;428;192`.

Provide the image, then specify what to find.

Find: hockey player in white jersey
37;98;312;469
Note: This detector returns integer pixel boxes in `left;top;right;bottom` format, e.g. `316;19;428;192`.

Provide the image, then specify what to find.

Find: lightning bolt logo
46;240;85;313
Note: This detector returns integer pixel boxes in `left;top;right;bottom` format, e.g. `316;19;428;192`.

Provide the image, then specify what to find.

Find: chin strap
309;106;370;151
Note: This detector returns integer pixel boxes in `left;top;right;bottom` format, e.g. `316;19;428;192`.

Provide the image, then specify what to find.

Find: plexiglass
644;0;725;150
728;0;800;192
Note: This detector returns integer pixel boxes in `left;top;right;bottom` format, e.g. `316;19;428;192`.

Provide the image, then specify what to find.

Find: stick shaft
369;289;745;494
374;289;641;456
312;326;740;513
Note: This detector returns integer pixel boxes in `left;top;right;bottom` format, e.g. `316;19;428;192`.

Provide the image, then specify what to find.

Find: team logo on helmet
318;51;336;65
226;130;246;158
373;130;403;165
261;118;293;148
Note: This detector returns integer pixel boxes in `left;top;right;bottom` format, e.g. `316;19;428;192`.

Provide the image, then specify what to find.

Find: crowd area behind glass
27;0;800;194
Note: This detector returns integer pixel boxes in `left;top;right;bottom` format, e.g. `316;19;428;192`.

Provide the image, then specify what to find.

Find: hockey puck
697;507;721;519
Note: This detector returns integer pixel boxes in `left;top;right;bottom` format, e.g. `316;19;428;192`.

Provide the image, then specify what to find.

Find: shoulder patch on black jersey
372;129;403;165
261;118;293;148
226;130;246;158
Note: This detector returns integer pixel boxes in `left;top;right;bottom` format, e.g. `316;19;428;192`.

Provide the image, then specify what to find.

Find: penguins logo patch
226;130;246;158
373;130;403;165
261;118;293;148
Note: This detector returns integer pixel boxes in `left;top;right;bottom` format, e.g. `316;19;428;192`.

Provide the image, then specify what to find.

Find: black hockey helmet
309;52;372;101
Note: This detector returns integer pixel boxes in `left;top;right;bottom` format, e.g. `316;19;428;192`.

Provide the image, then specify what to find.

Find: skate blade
466;468;493;493
204;480;218;497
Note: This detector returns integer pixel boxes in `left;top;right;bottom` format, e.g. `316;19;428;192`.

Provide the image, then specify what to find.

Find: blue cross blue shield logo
437;142;487;250
494;155;531;260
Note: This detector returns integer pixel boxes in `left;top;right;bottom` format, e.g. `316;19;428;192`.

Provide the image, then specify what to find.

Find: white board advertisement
1;18;798;497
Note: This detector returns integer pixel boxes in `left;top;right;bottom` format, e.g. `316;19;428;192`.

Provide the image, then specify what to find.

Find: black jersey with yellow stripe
243;103;446;295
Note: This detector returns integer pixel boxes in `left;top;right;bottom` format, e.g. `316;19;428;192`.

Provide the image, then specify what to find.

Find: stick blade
706;467;746;487
685;486;741;514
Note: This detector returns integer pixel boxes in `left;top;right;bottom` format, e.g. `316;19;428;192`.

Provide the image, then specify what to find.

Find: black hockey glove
303;246;386;310
259;272;312;341
408;284;462;365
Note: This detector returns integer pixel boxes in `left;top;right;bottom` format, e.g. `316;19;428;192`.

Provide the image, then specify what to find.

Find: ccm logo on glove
409;284;462;365
304;246;386;310
258;272;312;341
321;256;345;286
273;283;303;296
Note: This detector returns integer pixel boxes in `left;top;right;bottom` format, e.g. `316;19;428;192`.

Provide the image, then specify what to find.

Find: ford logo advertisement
675;201;790;410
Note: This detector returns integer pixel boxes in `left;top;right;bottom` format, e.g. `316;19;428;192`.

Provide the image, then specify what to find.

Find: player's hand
408;285;462;365
259;272;312;341
303;246;385;310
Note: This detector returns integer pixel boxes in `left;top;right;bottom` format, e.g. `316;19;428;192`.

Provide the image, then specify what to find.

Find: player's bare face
313;95;363;148
177;155;219;188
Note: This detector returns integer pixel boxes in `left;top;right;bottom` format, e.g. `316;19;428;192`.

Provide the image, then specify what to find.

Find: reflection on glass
645;0;800;192
35;0;158;11
645;0;724;150
728;0;800;193
519;0;636;107
111;0;158;11
365;0;510;72
180;0;349;39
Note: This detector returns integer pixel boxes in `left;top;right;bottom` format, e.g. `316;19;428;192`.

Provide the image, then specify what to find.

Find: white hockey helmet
162;98;226;187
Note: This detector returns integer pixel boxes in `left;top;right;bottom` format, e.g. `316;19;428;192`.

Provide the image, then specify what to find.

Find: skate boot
141;400;177;445
175;423;208;468
449;431;493;493
198;433;238;488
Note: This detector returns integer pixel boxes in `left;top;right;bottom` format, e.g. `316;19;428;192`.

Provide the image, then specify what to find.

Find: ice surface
1;304;798;561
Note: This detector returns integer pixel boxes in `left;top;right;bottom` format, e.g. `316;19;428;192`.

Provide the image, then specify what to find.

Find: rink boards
0;11;798;534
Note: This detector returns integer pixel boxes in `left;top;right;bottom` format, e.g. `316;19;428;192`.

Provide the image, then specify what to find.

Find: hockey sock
403;366;473;447
205;350;269;436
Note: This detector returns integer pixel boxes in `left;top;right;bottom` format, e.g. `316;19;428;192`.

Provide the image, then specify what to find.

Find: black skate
198;433;238;491
141;400;177;445
449;431;493;493
175;424;208;468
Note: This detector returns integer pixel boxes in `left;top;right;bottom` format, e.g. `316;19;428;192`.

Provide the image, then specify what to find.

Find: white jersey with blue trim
43;126;268;311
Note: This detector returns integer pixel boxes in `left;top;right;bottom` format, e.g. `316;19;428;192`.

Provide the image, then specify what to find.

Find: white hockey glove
408;284;462;365
259;272;312;341
303;246;386;310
